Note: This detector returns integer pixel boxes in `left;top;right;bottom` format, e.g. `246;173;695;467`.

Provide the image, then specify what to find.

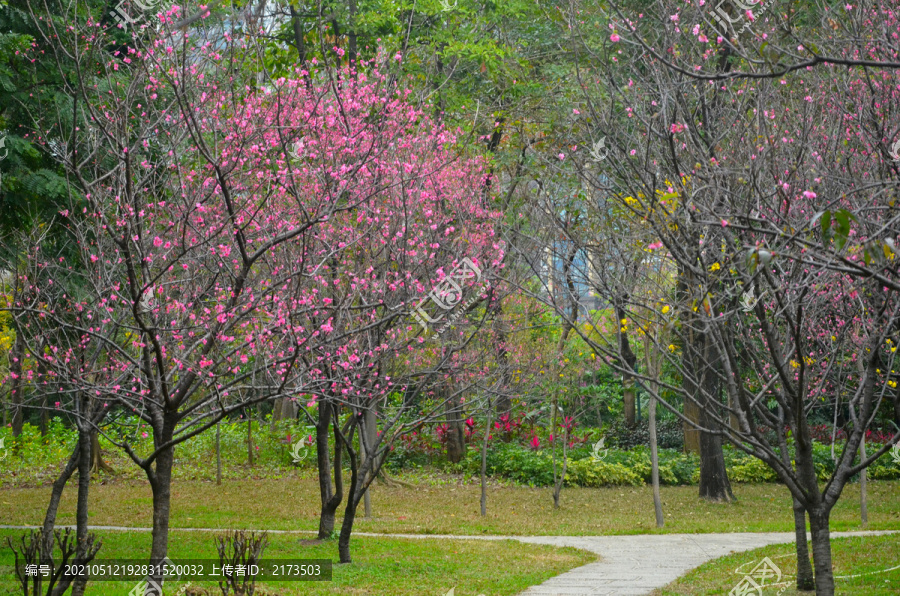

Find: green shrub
564;458;643;487
605;418;684;450
727;456;778;482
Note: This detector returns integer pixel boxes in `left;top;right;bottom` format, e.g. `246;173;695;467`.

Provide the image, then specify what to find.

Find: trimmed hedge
450;441;900;487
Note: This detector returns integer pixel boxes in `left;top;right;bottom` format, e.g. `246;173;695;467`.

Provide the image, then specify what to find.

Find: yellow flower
620;318;627;324
661;305;670;314
889;380;898;388
668;344;676;353
709;262;721;272
790;360;800;369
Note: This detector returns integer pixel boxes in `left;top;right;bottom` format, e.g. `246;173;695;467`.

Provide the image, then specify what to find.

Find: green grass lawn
2;477;898;536
654;534;900;595
0;530;594;596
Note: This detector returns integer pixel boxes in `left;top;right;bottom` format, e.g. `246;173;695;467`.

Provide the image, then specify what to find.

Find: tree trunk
682;313;733;501
683;397;701;454
338;425;360;564
216;421;222;486
697;405;733;502
859;437;867;527
338;491;359;564
41;440;81;567
362;407;376;518
551;423;568;509
445;392;466;464
480;404;492;517
247;412;254;466
317;400;343;539
809;508;835;595
623;380;636;427
792;499;815;591
649;393;664;527
89;429;115;475
9;331;25;437
147;419;177;588
271;398;283;427
70;427;92;596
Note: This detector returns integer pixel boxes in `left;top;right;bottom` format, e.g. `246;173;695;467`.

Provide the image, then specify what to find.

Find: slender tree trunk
697;405;734;502
552;423;569;509
444;390;466;464
338;490;359;564
216;421;222;486
859;437;867;527
682;308;733;501
491;311;512;416
247;412;254;466
338;423;360;564
683;398;701;454
9;331;25;437
480;403;492;517
792;499;815;591
41;440;81;564
147;419;177;588
317;400;343;539
623;380;636;427
89;429;115;475
362;407;376;518
809;508;835;595
70;427;92;596
775;413;814;591
649;394;664;527
643;335;664;527
271;398;283;428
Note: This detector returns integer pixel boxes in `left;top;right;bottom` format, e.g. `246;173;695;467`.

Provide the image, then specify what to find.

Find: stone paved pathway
1;525;893;595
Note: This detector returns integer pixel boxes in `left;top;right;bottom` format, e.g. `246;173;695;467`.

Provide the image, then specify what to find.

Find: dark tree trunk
70;427;92;596
89;429;115;475
41;439;81;564
337;423;360;564
362;407;376;517
247;412;254;466
480;404;492;517
697;405;733;502
776;410;814;591
216;421;222;485
683;398;701;454
338;490;359;564
317;400;343;539
793;499;815;591
615;303;638;428
9;331;25;437
809;508;835;595
489;290;512;416
680;288;733;502
623;382;636;427
147;417;177;587
444;391;466;464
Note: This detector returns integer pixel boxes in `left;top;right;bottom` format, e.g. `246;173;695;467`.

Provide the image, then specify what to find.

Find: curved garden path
1;525;893;595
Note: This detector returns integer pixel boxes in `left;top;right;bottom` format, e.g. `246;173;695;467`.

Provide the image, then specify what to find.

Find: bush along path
0;525;893;595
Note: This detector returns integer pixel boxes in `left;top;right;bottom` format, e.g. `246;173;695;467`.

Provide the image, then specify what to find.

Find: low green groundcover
655;534;900;595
